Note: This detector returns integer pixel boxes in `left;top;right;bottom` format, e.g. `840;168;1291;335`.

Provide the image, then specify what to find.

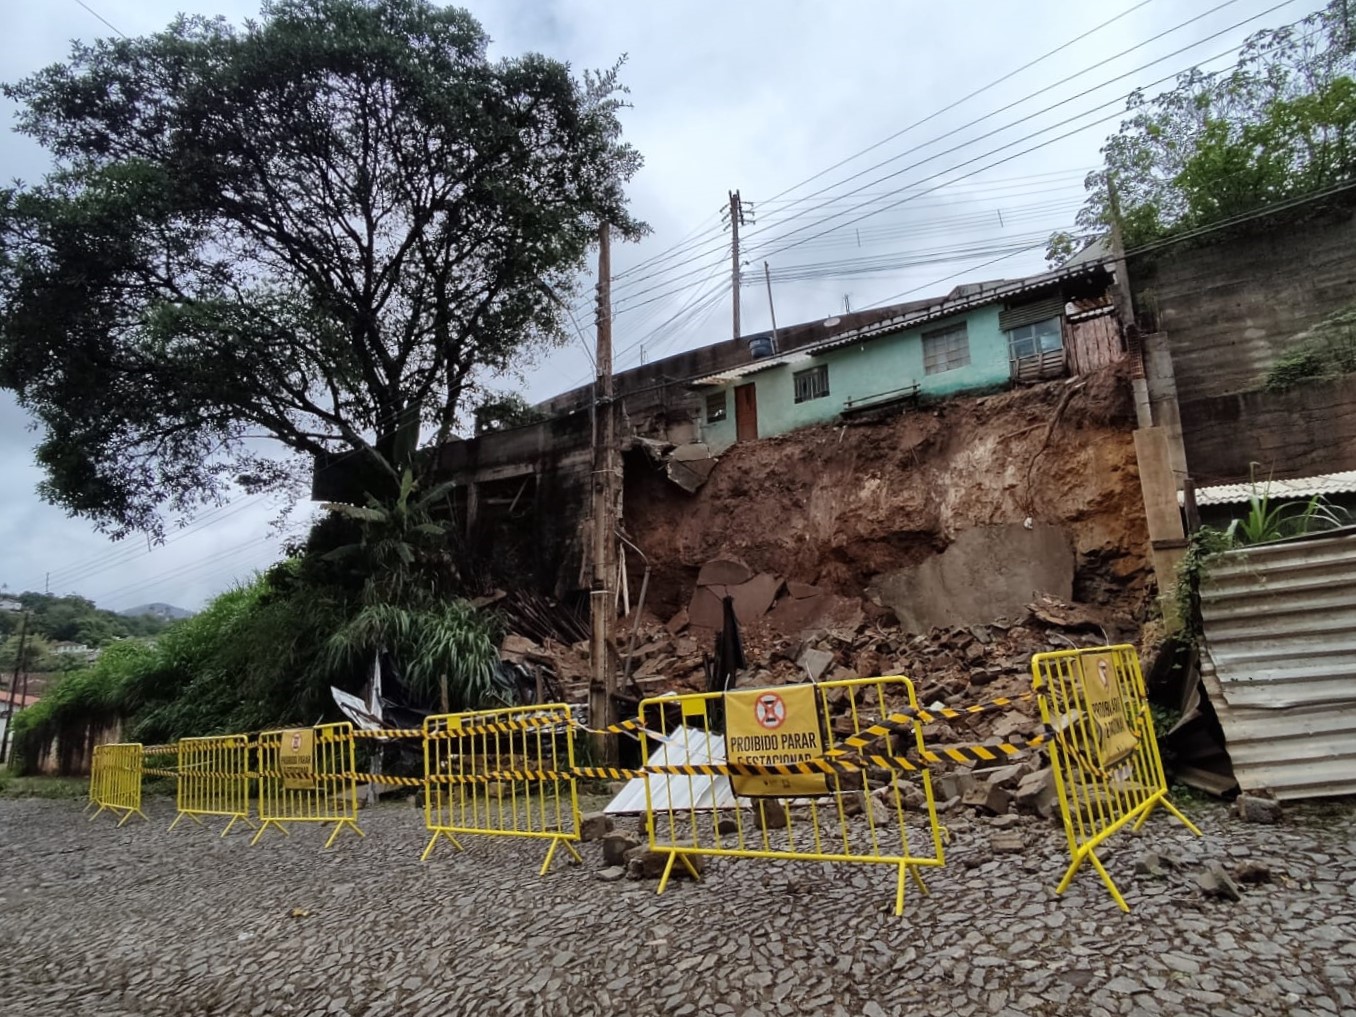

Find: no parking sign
724;684;830;797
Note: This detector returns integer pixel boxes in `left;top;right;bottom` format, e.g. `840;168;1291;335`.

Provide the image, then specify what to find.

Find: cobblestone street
0;795;1353;1016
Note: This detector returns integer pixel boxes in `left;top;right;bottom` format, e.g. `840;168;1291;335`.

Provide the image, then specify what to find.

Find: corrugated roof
1199;530;1356;799
1187;471;1356;506
690;351;813;387
690;262;1107;387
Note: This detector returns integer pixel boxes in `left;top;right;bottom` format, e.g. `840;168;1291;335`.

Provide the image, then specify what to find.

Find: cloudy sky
0;0;1307;612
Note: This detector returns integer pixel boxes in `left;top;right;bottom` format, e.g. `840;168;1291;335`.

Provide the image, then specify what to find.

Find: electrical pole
1;612;31;764
589;223;619;765
763;262;781;354
728;190;746;342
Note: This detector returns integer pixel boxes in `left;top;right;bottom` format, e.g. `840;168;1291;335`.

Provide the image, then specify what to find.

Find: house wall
699;305;1012;445
1131;202;1356;485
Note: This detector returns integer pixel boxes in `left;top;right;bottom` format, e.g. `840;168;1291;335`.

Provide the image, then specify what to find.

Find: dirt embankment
625;364;1151;626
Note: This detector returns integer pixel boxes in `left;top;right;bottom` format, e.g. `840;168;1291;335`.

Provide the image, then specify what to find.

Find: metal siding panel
998;297;1064;332
1199;531;1356;799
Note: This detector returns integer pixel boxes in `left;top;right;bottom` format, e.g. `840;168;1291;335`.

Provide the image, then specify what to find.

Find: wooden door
734;383;758;442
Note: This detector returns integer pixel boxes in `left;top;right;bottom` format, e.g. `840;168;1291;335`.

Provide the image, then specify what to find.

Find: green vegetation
1266;302;1356;390
10;470;507;772
0;0;642;540
1049;3;1356;264
473;394;548;434
0;592;174;648
0;767;87;800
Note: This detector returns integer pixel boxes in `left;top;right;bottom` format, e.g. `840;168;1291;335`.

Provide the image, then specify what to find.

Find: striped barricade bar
421;703;582;875
1031;644;1201;911
638;675;946;916
252;722;365;849
89;743;148;826
169;734;256;837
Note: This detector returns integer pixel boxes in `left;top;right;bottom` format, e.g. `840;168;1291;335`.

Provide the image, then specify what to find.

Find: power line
604;1;1298;321
754;1;1307;261
748;0;1300;257
756;0;1163;207
72;0;128;38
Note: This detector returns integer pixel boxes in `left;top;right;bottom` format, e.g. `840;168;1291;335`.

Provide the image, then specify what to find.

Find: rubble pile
497;576;1137;825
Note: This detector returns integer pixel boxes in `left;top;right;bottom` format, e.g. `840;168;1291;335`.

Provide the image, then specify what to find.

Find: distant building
0;598;21;613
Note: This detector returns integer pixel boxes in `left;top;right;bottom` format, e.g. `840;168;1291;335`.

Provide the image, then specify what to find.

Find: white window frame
922;323;971;375
793;364;830;403
1007;317;1063;361
705;390;727;423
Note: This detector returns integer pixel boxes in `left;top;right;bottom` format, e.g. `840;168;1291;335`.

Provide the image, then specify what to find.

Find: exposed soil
624;363;1151;625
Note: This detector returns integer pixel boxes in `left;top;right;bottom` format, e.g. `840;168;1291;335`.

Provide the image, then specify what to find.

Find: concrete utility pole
763;261;781;353
589;223;619;764
728;189;746;342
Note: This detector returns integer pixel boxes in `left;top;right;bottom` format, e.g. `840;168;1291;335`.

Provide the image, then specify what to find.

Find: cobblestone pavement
1;795;1354;1017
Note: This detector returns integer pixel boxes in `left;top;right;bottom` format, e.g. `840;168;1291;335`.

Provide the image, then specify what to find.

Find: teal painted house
693;278;1089;446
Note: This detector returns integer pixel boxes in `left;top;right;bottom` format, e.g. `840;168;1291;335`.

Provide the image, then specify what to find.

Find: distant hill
119;602;194;621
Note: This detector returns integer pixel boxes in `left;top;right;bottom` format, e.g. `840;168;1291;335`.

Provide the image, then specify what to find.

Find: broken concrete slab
1197;863;1242;902
866;523;1075;635
1013;769;1058;818
579;812;613;842
666;443;717;493
696;558;754;588
623;846;705;880
602;831;642;868
686;585;725;630
726;573;783;623
766;592;864;638
797;646;835;681
963;784;1012;815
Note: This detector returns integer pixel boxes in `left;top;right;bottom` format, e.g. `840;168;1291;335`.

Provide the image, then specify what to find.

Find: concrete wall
699;305;1013;445
866;523;1076;635
1131;203;1356;484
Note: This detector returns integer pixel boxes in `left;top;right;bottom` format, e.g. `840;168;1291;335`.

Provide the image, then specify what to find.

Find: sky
0;0;1312;613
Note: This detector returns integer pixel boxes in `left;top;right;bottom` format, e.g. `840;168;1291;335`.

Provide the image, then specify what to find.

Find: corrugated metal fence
1199;528;1356;799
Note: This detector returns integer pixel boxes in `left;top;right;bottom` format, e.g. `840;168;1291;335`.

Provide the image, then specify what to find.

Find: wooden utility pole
728;190;745;341
589;224;619;764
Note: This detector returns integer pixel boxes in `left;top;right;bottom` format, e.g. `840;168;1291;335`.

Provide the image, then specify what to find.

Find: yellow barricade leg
88;743;148;825
421;704;581;873
253;724;363;849
1033;644;1200;911
171;734;254;836
638;676;946;916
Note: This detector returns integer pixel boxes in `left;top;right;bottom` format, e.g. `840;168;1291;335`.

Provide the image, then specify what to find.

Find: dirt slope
625;364;1151;624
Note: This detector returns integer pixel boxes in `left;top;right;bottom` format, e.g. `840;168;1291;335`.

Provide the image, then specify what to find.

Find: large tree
1048;2;1356;265
0;0;643;537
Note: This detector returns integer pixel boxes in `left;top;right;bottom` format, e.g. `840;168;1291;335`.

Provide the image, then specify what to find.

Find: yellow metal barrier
88;742;147;826
169;734;256;837
252;723;364;848
85;744;104;814
639;676;946;916
422;703;582;874
1032;644;1201;911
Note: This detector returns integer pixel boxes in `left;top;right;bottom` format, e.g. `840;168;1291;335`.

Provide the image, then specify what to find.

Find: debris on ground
1197;862;1243;902
1234;794;1283;825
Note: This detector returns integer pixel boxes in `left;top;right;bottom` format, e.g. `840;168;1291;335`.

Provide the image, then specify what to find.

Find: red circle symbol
755;693;786;730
